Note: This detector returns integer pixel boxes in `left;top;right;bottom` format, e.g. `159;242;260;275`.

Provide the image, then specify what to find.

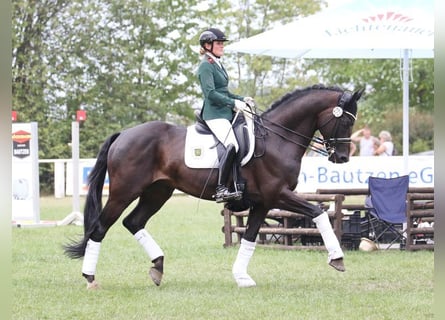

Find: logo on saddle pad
193;148;202;157
184;113;255;169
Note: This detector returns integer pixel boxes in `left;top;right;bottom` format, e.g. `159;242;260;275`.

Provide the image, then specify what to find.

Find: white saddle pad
184;110;256;169
184;126;219;168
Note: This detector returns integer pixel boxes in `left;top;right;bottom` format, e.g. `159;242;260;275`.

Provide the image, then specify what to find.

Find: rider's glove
243;97;255;108
234;100;247;112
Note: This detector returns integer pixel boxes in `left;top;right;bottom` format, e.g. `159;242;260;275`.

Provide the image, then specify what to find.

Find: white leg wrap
232;238;257;288
82;239;101;276
134;229;164;261
313;212;344;262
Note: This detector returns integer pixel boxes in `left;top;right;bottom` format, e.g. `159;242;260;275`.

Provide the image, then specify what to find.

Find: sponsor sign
12;123;40;222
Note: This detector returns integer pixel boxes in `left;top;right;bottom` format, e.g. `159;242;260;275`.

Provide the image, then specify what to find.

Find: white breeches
206;118;239;152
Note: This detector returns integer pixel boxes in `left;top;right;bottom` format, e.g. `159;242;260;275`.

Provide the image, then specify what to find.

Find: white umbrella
226;0;434;173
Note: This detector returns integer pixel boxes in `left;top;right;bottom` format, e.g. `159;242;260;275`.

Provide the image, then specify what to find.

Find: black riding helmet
199;28;228;47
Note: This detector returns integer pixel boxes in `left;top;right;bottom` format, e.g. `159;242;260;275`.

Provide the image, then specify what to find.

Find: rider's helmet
199;28;228;47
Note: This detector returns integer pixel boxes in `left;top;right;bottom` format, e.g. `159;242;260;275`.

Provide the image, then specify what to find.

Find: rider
197;27;254;203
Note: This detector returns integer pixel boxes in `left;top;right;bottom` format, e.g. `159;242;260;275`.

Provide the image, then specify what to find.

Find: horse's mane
263;84;344;115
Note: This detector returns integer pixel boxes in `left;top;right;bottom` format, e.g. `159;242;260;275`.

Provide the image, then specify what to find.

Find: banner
66;159;109;196
296;155;434;192
64;155;433;195
12;122;40;222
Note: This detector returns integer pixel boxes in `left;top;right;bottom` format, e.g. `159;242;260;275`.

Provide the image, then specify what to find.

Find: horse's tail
64;132;121;259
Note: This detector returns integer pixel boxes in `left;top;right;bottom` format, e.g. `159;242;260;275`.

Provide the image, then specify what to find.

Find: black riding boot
214;144;243;203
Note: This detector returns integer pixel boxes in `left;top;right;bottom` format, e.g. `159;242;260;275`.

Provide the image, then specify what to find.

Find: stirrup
214;186;243;203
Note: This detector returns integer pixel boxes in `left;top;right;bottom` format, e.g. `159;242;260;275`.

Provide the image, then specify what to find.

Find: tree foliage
221;0;326;108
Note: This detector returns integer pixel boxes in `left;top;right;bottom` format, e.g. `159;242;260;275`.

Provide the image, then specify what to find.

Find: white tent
226;0;434;172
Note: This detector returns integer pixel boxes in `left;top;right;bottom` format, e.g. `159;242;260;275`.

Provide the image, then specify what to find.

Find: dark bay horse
65;84;364;289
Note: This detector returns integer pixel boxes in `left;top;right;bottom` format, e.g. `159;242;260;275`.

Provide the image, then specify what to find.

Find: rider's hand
234;100;247;112
243;97;255;108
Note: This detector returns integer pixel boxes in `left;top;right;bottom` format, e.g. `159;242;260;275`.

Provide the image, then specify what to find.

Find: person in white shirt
374;130;394;156
350;125;379;156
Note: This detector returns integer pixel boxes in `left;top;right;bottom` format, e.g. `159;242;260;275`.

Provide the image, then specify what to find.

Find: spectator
374;130;394;156
350;125;379;156
349;141;357;156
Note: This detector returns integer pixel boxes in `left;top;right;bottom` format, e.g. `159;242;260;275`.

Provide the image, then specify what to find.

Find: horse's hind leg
82;198;131;289
122;183;174;286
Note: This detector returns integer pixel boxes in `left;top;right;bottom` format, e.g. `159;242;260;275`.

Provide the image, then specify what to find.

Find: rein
255;116;320;152
247;90;356;157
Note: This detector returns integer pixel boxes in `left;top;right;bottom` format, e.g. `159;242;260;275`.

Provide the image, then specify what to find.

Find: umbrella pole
402;49;410;175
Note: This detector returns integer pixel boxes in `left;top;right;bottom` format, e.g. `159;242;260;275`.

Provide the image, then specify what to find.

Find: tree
13;0;204;156
45;0;203;157
12;0;72;193
12;0;71;155
13;0;204;192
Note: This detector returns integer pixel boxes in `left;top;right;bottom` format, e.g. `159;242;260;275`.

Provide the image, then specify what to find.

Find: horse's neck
263;91;336;155
268;102;317;134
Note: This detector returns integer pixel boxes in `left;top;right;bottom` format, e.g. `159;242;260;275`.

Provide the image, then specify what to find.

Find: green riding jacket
197;54;244;121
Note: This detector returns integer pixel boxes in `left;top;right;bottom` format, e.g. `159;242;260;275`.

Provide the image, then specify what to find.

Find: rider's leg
206;119;242;202
205;118;239;151
214;143;242;202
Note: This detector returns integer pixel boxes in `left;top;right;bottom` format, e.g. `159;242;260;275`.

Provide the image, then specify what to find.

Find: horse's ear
353;88;365;101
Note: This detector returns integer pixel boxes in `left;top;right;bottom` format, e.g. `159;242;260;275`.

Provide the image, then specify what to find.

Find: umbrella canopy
226;0;433;59
226;0;434;173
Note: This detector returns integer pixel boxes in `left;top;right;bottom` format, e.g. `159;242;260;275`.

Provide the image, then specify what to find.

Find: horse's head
318;88;364;163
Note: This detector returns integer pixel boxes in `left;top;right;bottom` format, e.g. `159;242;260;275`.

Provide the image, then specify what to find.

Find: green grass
13;196;433;319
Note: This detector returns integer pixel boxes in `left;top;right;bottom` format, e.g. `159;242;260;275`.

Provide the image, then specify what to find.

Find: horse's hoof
233;274;256;288
86;280;100;290
149;267;163;286
329;257;346;272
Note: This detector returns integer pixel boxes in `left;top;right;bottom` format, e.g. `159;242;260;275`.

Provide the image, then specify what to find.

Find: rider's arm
198;61;243;109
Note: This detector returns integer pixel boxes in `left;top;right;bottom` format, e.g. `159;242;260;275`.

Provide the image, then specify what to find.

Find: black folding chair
364;175;409;249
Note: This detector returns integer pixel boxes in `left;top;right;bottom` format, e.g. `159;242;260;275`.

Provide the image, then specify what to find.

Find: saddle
184;109;255;168
193;110;250;161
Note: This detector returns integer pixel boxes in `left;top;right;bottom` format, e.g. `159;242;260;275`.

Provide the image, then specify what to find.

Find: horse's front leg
276;189;345;272
232;205;268;288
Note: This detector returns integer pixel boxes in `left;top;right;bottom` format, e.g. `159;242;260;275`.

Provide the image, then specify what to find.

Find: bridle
252;90;357;158
315;90;357;156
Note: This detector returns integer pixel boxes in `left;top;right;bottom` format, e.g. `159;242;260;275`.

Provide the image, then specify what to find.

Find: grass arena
12;195;433;319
